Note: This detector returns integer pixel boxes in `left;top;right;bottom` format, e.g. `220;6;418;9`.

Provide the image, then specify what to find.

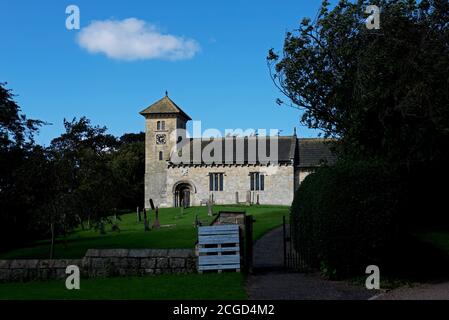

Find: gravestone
246;191;251;205
143;208;150;231
153;207;161;229
207;201;213;217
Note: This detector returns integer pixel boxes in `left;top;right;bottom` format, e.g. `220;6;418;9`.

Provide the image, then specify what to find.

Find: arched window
157;121;161;130
159;151;163;161
161;121;166;130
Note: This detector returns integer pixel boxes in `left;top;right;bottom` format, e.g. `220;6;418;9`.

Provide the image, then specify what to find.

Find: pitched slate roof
140;95;192;120
169;136;296;165
168;136;336;166
298;138;337;167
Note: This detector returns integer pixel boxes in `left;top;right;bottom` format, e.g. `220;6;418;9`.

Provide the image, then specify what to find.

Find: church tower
140;93;191;208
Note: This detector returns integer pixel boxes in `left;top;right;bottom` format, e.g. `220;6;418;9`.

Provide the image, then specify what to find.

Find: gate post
283;215;287;269
244;215;254;274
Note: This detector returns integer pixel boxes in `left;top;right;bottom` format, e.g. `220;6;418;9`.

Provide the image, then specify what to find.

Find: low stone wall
0;259;82;282
0;249;196;283
84;249;196;277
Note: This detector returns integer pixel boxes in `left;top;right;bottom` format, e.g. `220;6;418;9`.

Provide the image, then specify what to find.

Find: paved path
373;282;449;300
246;227;375;300
252;226;285;270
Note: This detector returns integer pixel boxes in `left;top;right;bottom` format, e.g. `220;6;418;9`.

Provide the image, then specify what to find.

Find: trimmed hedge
291;159;401;278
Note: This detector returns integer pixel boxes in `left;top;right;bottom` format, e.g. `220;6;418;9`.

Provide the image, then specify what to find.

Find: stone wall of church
298;169;313;184
166;164;295;207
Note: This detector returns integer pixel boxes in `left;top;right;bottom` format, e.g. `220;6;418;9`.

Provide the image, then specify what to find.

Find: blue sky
0;0;327;145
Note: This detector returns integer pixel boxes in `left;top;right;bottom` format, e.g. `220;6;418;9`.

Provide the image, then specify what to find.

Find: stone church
140;94;336;208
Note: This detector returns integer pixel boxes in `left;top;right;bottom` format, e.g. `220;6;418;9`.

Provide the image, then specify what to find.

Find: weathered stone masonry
140;95;336;209
166;164;295;206
0;249;196;283
0;258;82;282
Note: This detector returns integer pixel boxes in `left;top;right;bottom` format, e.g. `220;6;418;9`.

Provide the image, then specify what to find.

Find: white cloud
77;18;200;61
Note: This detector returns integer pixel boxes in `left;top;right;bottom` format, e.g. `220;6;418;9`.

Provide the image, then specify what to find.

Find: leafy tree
268;0;449;167
0;82;146;251
49;117;119;232
111;132;145;210
119;132;145;145
0;82;43;149
0;83;46;250
269;0;449;228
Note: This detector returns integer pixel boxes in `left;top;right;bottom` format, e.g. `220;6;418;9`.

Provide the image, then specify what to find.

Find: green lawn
0;205;289;259
0;273;246;300
0;205;285;300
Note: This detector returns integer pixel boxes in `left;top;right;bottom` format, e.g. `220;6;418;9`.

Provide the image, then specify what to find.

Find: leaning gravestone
143;208;150;231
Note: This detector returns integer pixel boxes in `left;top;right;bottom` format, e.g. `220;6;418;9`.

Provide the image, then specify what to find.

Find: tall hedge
291;160;401;278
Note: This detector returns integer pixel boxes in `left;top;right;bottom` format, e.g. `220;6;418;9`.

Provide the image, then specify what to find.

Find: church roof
140;94;192;120
298;138;337;167
168;136;336;166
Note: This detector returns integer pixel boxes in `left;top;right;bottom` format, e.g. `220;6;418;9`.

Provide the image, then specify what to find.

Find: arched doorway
174;183;192;208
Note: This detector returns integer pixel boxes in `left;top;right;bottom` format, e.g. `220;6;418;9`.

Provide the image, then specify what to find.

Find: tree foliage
0;83;46;249
277;1;449;276
0;82;43;148
268;0;449;166
0;83;145;252
111;132;145;210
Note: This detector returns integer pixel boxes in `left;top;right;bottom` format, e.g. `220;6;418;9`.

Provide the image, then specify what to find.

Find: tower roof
139;94;192;120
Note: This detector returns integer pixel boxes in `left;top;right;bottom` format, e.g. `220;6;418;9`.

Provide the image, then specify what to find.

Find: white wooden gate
197;224;240;273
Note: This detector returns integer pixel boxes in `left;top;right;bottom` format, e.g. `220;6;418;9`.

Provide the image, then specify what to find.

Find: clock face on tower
155;134;167;145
